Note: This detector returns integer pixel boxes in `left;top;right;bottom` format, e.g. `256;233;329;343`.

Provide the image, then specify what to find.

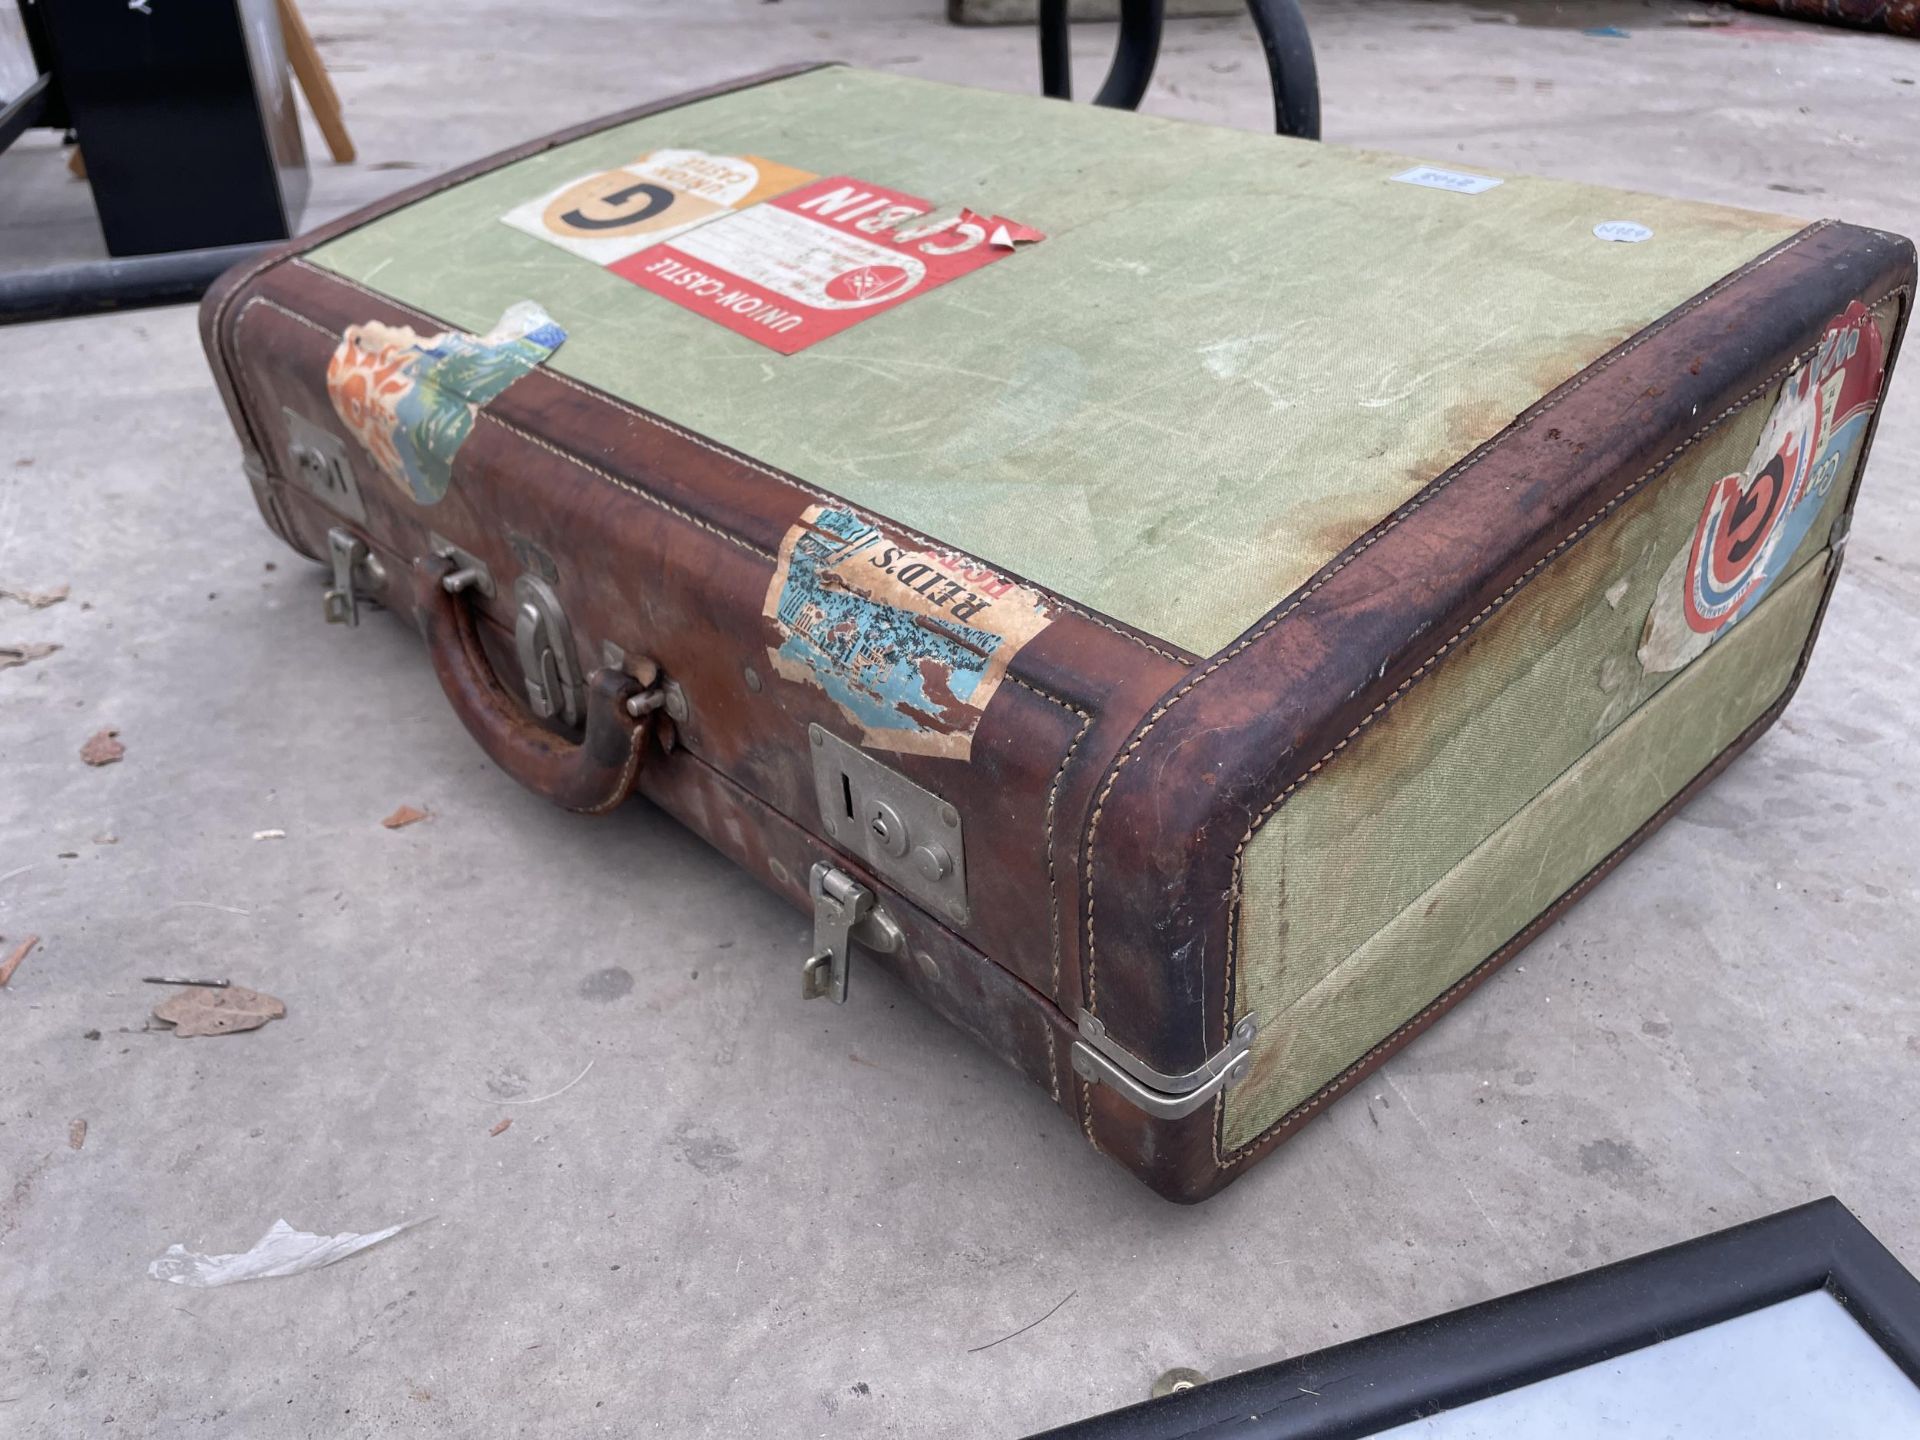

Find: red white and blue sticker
499;160;1043;354
611;176;1043;354
1640;301;1884;673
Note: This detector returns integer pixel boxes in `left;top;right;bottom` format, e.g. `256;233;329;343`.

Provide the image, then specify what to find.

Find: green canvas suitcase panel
201;65;1914;1200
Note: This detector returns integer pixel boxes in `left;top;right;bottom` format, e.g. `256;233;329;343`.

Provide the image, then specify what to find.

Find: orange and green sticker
325;301;566;505
499;149;815;266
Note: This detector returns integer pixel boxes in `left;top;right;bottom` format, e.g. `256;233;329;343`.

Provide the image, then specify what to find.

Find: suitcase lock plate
804;863;902;1004
809;726;968;925
283;409;366;523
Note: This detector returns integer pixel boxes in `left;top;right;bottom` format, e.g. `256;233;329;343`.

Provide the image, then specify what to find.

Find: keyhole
841;772;854;819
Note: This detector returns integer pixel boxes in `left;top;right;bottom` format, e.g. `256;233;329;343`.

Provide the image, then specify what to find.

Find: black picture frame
1032;1197;1920;1440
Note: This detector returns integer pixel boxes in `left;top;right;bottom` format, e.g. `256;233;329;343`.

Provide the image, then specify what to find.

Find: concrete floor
3;2;1918;1435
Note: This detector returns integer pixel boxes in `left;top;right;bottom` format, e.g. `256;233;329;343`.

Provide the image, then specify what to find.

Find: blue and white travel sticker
764;504;1052;759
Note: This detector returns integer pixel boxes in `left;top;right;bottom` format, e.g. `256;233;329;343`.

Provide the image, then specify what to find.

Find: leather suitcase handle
412;556;652;814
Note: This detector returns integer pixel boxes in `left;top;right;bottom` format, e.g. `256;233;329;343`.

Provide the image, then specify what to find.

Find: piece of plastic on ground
148;1217;418;1287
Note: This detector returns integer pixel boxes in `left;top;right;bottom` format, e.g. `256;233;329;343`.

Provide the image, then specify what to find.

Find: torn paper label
1640;300;1883;673
764;505;1052;759
612;176;1044;354
959;208;1045;249
149;1217;419;1287
325;300;565;505
500;149;816;266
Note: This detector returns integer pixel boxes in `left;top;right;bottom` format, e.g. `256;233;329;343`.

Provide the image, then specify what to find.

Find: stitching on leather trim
577;725;649;816
1210;280;1911;1174
249;304;1093;714
261;285;1116;723
1041;706;1094;1006
1079;221;1838;1017
292;261;1195;670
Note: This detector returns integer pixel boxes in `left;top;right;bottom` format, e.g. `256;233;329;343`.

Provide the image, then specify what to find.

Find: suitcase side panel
209;261;1183;1025
1228;550;1830;1149
1224;291;1898;1149
1076;221;1914;1200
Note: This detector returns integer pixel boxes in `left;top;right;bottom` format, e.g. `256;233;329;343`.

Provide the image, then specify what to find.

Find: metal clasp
323;527;386;626
803;863;902;1004
1070;1010;1259;1119
513;573;585;728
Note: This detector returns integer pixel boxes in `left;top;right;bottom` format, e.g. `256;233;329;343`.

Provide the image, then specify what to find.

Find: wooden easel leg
276;0;356;164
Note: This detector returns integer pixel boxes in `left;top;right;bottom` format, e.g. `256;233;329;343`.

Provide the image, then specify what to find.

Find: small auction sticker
608;176;1043;354
1391;164;1503;196
1594;220;1654;244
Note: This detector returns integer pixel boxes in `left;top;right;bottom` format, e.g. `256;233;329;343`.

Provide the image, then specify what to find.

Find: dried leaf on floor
0;583;70;609
152;984;286;1037
381;804;428;830
81;728;124;766
1;641;59;671
69;1118;87;1150
0;934;40;986
489;1117;512;1137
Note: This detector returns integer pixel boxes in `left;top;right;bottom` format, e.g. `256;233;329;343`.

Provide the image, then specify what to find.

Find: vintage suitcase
1732;0;1920;35
200;64;1913;1201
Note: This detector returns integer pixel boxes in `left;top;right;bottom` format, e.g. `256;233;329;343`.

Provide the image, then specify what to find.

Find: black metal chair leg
1247;0;1322;139
1038;0;1165;110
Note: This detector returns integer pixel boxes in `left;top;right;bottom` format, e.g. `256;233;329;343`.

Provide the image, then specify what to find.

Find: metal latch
803;863;903;1004
1070;1010;1259;1119
513;574;585;728
322;527;386;626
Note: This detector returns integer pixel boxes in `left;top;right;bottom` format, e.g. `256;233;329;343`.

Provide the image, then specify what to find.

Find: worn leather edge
197;62;839;469
1078;220;1916;1075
